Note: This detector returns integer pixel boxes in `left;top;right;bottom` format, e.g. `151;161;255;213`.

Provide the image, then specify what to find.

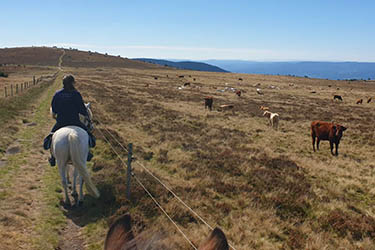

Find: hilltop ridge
0;47;161;69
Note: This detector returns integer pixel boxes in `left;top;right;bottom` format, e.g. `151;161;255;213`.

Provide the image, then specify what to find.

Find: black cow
204;96;213;111
333;95;343;101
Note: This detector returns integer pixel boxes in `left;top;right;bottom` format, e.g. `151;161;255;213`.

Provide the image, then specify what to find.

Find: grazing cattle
218;104;234;111
333;95;343;101
184;82;191;87
263;111;279;130
235;90;241;97
311;121;347;156
193;78;196;81
204;96;213;111
356;99;363;104
179;75;184;78
367;97;372;103
259;105;269;111
256;88;263;95
154;76;158;80
105;214;229;250
238;78;243;81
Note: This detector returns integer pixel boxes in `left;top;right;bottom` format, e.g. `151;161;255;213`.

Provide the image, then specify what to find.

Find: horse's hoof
75;200;83;208
63;202;71;209
71;192;78;200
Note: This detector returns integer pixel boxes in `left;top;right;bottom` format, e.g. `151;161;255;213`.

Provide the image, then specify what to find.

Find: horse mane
104;214;137;250
198;228;229;250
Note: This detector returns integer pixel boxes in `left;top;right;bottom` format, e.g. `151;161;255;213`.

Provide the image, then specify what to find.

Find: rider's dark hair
63;75;75;91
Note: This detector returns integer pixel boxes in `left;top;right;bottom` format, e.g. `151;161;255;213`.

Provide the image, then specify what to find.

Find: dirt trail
0;53;87;250
58;49;65;70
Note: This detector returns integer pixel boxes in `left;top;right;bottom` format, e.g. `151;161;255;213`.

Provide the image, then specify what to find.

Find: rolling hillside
135;58;228;72
0;47;161;69
0;47;62;66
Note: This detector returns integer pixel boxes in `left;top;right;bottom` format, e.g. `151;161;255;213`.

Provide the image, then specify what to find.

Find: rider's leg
75;122;95;161
45;123;63;166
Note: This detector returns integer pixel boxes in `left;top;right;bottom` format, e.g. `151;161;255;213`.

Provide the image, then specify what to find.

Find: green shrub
0;71;8;77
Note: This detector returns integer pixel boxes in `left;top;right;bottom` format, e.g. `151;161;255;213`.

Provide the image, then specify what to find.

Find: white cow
263;111;279;130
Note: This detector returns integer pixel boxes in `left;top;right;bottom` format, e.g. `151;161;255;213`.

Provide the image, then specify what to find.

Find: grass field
61;66;375;249
0;64;58;98
1;47;375;249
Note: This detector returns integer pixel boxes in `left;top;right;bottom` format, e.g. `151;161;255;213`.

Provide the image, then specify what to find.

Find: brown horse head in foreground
104;214;229;250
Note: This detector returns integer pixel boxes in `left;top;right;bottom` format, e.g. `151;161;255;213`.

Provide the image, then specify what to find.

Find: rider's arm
51;94;58;119
75;92;89;117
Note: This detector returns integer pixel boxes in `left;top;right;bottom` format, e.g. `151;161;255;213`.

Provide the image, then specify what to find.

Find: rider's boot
87;151;93;161
49;155;56;166
87;131;95;161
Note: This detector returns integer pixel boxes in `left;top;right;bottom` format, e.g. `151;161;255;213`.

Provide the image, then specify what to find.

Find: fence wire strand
96;118;237;250
97;127;197;249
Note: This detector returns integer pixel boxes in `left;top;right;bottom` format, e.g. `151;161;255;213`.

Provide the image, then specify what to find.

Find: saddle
43;131;96;150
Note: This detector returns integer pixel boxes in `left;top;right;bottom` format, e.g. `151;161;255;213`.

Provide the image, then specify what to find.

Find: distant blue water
202;60;375;80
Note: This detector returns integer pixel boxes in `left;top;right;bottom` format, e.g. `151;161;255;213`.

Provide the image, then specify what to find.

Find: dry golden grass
54;66;375;249
2;47;375;249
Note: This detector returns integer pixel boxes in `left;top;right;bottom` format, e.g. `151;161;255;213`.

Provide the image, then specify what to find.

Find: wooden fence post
21;83;23;92
126;143;133;199
11;84;13;96
33;76;35;85
16;84;18;94
4;87;7;97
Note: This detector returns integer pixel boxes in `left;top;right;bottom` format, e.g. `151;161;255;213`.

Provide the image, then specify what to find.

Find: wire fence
95;117;237;250
2;71;59;98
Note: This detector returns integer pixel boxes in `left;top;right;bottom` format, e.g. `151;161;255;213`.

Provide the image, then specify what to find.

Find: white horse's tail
68;132;100;198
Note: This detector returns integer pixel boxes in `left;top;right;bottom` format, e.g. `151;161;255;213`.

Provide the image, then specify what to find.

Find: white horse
51;103;100;207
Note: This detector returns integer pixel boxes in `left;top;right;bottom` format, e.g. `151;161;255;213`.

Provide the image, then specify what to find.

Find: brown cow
311;121;347;156
235;90;241;97
204;96;213;111
259;105;269;111
105;214;229;250
356;99;363;104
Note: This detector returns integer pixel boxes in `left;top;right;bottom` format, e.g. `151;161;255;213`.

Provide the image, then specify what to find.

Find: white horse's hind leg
78;175;84;206
57;161;71;207
71;167;79;204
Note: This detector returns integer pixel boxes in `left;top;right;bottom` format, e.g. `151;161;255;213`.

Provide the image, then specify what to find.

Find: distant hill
0;47;160;69
0;47;62;66
203;60;375;80
134;58;228;73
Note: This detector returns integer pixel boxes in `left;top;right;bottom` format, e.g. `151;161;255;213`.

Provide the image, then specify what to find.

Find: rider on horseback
43;74;95;166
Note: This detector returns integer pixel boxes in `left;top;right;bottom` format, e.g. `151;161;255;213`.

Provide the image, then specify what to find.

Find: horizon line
1;45;375;63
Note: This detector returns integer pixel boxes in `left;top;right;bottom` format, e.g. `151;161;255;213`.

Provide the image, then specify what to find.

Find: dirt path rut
0;57;87;250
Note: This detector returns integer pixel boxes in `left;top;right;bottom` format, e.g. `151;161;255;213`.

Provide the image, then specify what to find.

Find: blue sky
1;0;374;61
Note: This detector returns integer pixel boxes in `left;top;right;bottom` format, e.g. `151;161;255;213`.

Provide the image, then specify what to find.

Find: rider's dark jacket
51;88;88;132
